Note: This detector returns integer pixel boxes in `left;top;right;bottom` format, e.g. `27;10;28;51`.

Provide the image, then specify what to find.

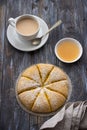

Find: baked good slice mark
44;87;66;99
31;89;41;110
43;90;52;111
17;76;40;94
44;88;66;111
21;76;40;86
43;66;54;85
37;64;54;84
36;65;43;85
45;87;67;99
44;79;67;86
44;80;69;98
44;67;67;86
22;65;41;85
31;89;51;113
18;87;39;95
21;75;40;84
18;88;41;110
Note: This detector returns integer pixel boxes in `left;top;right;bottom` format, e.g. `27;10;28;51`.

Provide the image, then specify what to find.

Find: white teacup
8;14;40;40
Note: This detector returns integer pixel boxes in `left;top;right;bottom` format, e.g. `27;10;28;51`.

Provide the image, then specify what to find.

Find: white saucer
7;16;49;51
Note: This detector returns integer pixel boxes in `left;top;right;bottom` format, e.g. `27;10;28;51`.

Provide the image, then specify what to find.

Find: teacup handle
8;18;16;27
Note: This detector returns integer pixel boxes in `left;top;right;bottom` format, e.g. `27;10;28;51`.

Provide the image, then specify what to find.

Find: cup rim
15;14;40;37
55;37;83;63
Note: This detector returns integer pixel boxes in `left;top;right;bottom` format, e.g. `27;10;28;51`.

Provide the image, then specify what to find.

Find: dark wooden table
0;0;87;130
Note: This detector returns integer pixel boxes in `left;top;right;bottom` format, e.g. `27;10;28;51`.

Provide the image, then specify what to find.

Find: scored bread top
16;63;70;114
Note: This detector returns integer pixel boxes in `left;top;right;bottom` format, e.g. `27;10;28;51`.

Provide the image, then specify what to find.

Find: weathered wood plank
81;0;87;102
0;1;6;129
57;0;87;101
1;0;31;130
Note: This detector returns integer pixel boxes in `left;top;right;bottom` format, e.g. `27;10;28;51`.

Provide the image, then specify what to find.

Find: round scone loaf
16;63;71;115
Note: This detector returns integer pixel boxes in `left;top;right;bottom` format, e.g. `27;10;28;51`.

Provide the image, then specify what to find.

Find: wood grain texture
0;0;87;130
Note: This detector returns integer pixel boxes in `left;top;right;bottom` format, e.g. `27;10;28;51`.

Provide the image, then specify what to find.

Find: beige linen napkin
40;101;87;130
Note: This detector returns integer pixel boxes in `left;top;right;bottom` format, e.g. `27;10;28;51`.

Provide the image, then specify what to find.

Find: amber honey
57;40;80;62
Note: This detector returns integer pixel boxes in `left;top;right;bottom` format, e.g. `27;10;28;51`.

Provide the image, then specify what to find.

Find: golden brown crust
18;88;41;110
17;77;40;94
16;63;70;114
45;80;69;98
37;63;54;83
32;89;51;113
44;67;67;85
22;65;42;85
44;88;66;111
